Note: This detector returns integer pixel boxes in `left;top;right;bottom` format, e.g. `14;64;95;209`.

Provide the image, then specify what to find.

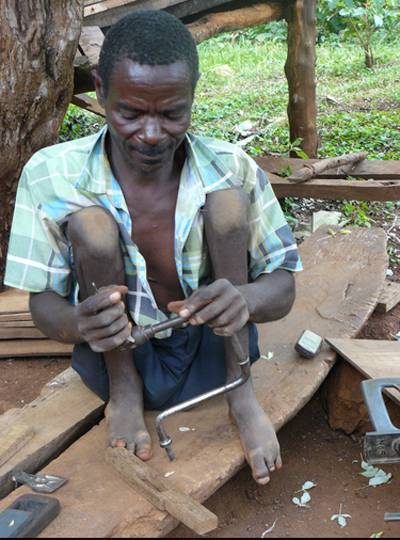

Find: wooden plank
0;340;73;358
71;94;106;117
256;156;400;180
0;315;33;323
375;281;400;313
326;338;400;407
265;172;400;202
0;225;387;538
78;26;105;65
106;447;218;535
0;327;47;340
83;0;233;28
0;320;35;328
0;425;35;468
0;289;29;314
0;367;105;498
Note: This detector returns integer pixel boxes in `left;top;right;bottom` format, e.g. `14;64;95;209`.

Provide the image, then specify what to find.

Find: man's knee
204;187;249;236
67;207;119;259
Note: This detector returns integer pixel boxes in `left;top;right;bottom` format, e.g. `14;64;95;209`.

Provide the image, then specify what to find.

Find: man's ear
92;69;105;109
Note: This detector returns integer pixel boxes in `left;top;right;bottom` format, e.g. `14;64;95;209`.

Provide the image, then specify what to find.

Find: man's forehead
110;58;192;85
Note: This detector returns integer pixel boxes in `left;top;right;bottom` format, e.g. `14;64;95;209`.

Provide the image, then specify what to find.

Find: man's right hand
75;285;132;352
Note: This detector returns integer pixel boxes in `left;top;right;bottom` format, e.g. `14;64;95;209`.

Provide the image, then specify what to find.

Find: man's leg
203;188;282;484
67;206;152;459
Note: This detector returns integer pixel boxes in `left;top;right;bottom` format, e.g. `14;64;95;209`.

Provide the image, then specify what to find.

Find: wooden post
284;0;318;158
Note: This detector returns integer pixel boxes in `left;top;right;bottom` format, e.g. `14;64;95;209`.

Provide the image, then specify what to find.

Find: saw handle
361;378;400;433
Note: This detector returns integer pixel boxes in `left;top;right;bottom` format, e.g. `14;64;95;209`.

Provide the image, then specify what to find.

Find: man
5;10;301;484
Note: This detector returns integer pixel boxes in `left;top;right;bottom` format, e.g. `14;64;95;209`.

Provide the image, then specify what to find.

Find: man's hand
76;285;132;352
168;278;250;336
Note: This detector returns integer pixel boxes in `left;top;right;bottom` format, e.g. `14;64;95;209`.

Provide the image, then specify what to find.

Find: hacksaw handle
361;378;400;433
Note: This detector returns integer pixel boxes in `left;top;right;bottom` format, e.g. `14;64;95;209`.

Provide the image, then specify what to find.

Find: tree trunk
284;0;318;159
0;0;84;290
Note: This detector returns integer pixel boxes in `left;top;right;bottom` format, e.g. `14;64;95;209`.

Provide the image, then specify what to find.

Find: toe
248;449;271;485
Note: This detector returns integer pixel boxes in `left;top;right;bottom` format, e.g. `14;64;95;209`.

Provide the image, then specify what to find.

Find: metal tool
361;377;400;464
12;471;68;493
156;332;250;462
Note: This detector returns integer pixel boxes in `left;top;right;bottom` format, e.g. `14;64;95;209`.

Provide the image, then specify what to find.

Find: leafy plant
330;1;400;67
331;504;352;527
341;201;375;227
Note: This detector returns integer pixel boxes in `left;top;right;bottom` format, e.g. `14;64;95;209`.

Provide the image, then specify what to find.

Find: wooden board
83;0;233;28
0;327;47;340
0;226;388;538
375;281;400;313
326;338;400;407
255;156;400;201
0;368;105;498
0;289;29;314
0;339;73;357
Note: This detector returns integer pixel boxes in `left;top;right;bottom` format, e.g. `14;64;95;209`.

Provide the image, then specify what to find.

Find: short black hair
98;10;199;97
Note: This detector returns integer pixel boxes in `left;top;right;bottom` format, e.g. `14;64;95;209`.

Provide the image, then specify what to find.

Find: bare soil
1;202;400;538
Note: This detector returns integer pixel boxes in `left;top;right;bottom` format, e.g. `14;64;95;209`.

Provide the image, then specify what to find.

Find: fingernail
180;308;190;318
110;292;121;302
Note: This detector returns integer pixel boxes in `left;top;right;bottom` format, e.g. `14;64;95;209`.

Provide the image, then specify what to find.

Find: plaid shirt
5;127;301;335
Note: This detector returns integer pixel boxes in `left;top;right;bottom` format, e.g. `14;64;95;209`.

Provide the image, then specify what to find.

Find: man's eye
163;112;183;120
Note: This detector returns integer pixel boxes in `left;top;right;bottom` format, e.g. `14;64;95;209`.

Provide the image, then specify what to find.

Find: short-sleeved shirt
5;127;302;336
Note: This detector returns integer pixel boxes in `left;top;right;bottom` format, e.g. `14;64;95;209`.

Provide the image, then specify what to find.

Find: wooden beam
71;94;106;117
186;3;283;45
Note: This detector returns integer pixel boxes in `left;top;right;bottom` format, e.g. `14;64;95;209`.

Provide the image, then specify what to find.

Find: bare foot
229;399;282;485
105;399;153;461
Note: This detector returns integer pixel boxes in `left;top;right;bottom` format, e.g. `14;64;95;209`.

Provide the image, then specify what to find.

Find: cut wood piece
375;281;400;313
0;320;35;328
0;226;387;537
71;94;105;117
0;367;105;498
0;425;35;468
288;152;367;183
78;26;104;65
0;290;29;314
326;338;400;407
106;447;218;535
0;327;47;340
0;340;73;358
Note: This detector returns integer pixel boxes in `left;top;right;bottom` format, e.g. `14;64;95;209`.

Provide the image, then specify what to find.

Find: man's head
98;10;200;98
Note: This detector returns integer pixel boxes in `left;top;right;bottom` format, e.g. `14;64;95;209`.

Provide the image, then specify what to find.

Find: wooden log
71;94;106;117
288;152;367;183
284;0;318;159
186;3;283;45
106;447;218;535
0;225;388;538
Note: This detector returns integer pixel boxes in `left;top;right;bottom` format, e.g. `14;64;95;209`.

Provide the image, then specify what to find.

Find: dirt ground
1;204;400;538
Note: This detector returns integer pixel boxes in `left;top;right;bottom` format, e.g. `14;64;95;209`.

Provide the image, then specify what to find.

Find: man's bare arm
29;288;132;351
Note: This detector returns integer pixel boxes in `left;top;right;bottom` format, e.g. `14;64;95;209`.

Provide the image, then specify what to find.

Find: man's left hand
167;278;249;336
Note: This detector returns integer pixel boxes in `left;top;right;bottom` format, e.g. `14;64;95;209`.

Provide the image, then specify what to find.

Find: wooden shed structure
75;0;318;158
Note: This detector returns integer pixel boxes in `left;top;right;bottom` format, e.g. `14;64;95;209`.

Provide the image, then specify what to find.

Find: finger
81;310;130;341
90;323;133;352
81;285;128;315
167;300;187;314
78;301;127;334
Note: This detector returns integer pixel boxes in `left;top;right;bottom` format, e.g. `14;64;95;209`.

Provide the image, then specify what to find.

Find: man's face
96;59;194;176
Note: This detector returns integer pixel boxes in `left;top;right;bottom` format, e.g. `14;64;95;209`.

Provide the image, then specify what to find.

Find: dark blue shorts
71;322;260;411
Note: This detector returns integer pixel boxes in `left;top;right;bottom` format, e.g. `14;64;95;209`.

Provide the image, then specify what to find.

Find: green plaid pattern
5;127;301;334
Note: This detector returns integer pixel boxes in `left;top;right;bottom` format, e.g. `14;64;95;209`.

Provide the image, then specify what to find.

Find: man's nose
139;116;165;145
